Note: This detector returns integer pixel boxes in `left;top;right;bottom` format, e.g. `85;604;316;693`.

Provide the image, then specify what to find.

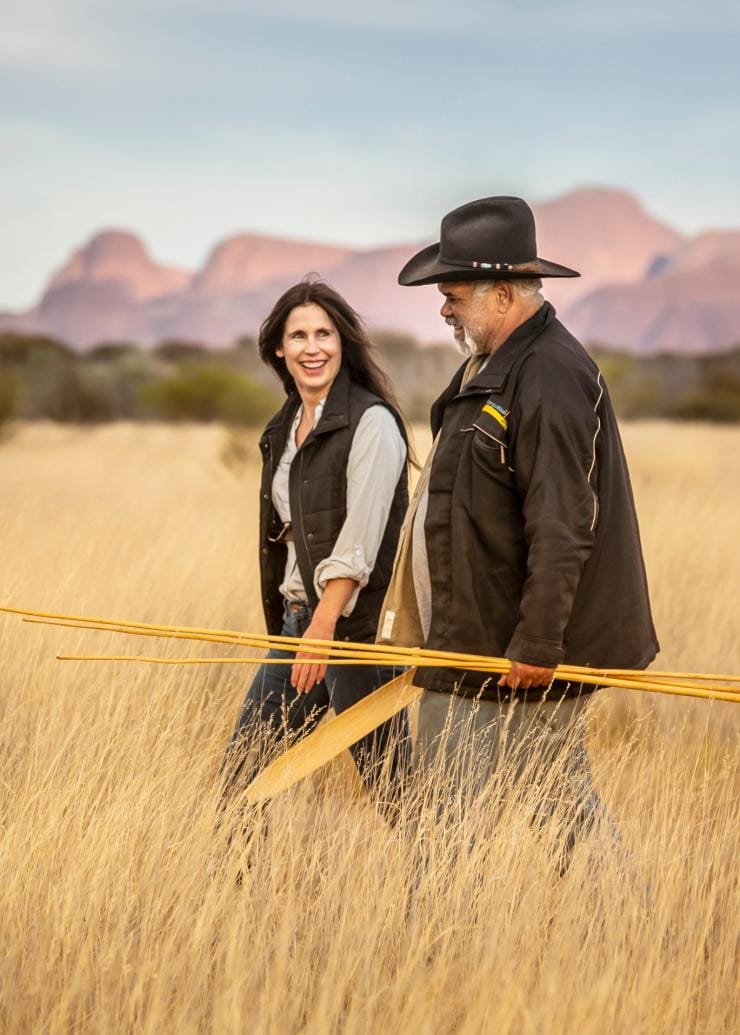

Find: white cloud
0;1;136;75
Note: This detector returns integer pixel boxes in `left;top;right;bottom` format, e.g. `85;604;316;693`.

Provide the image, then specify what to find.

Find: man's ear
495;281;514;312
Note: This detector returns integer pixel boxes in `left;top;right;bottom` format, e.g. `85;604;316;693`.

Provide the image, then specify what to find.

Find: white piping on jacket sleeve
588;371;604;533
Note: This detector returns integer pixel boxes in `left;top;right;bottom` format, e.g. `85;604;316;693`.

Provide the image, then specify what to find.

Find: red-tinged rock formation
535;187;683;311
644;230;740;276
48;230;190;301
156;241;446;346
191;234;352;297
324;244;448;342
565;226;740;352
565;266;740;353
2;187;739;353
157;290;276;347
37;281;153;345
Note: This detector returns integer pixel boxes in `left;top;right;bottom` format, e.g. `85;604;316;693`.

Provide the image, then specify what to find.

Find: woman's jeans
221;601;411;815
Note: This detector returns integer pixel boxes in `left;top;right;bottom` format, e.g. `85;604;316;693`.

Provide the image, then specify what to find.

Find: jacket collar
262;391;299;439
461;301;554;394
430;302;554;434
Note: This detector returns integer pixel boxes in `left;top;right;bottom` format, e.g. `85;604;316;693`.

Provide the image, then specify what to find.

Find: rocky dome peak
193;233;352;296
550;184;648;209
534;185;684;311
83;229;149;263
47;229;190;302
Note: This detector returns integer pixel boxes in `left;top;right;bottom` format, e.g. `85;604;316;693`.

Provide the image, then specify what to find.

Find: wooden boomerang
245;669;421;803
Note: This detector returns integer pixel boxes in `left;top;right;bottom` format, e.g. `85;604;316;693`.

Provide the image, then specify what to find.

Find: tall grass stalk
0;421;737;1033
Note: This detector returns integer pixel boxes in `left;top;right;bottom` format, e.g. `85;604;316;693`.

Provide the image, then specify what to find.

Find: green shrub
86;342;140;362
0;371;18;435
36;367;118;423
140;364;279;425
85;351;159;419
0;331;73;366
667;371;740;423
153;340;210;364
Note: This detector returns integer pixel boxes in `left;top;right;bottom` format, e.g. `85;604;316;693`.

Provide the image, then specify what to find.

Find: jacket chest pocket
466;397;513;470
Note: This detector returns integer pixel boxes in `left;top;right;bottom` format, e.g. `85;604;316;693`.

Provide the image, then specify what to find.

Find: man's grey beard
457;326;486;357
445;315;489;356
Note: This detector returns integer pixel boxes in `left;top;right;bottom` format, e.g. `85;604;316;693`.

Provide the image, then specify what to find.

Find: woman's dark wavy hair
258;277;402;415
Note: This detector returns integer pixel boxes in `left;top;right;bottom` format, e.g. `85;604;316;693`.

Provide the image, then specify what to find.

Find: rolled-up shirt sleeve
314;406;407;616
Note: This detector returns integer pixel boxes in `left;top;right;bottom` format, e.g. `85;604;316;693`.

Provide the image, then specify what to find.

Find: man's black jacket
417;302;659;697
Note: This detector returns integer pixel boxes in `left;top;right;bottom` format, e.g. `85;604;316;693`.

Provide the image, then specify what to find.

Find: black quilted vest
257;365;409;642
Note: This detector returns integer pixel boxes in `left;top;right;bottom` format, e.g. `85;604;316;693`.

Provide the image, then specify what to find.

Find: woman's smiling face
277;303;342;399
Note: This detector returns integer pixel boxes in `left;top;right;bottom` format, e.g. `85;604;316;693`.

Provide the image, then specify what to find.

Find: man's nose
440;300;451;317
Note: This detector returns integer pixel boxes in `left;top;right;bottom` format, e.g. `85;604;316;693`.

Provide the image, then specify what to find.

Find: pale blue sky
2;0;739;308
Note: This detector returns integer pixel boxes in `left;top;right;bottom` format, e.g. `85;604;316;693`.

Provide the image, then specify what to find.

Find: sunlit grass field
0;420;738;1034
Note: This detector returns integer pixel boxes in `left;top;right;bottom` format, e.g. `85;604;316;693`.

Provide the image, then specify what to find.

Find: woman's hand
291;578;358;693
291;579;358;691
291;614;336;694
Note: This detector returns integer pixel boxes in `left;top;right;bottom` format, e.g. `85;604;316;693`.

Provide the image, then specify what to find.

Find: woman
222;279;411;812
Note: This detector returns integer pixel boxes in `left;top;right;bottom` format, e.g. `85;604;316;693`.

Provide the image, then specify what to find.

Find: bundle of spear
2;603;738;802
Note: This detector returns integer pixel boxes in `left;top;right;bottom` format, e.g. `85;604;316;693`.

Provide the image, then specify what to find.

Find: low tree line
0;334;280;428
1;331;739;432
588;346;740;423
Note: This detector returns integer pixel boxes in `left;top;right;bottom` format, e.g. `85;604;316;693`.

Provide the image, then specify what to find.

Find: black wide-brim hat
398;195;579;286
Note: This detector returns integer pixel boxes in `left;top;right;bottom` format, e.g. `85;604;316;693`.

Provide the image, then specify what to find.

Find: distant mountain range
2;187;739;353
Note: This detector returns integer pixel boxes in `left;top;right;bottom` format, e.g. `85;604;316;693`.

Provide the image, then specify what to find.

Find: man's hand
498;660;555;691
291;615;335;694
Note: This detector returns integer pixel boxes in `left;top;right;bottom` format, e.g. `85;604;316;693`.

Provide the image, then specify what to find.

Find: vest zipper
295;448;313;597
264;434;276;531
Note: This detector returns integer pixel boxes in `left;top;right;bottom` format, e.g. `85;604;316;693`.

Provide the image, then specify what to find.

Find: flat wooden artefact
245;669;421;803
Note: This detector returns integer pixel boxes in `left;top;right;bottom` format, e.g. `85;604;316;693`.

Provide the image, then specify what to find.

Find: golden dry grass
0;420;738;1034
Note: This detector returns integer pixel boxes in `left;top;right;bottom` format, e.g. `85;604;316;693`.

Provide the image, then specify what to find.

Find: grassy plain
0;420;738;1034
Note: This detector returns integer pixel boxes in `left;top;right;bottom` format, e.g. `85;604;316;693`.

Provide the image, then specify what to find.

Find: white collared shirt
272;401;407;617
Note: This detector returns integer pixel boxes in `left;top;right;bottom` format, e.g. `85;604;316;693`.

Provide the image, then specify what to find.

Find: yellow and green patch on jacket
473;396;509;442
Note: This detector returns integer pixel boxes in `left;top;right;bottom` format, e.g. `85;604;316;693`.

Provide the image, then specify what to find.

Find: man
378;196;659;863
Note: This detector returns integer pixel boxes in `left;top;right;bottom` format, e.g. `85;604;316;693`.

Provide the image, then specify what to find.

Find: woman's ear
275;346;284;358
